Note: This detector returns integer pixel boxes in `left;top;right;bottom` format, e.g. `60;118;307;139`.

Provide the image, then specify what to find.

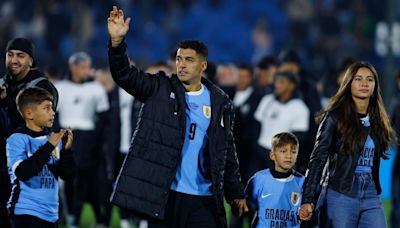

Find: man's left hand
230;199;249;217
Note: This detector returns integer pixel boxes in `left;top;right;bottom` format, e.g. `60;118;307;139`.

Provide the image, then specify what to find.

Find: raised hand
107;6;131;47
48;129;66;146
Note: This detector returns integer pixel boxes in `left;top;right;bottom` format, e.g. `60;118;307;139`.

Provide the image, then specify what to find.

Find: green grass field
74;200;392;228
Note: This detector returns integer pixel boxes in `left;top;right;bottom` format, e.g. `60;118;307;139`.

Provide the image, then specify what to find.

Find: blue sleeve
245;174;259;211
7;134;28;174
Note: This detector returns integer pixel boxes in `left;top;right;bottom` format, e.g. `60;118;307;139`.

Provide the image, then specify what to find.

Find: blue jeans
322;173;387;228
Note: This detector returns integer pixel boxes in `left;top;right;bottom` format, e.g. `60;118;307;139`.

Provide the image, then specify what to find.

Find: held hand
299;203;314;221
48;130;66;147
231;199;249;217
107;6;131;47
62;128;73;150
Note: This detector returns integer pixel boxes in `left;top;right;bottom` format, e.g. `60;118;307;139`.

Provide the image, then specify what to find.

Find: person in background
229;64;263;228
55;52;109;228
277;49;321;174
255;55;277;95
252;71;309;176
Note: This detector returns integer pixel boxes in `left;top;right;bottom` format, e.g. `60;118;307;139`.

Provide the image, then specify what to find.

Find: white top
233;87;253;107
55;80;109;130
254;94;310;149
119;88;134;153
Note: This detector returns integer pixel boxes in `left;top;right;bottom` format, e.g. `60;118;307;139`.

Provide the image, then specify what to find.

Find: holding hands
299;203;314;221
107;6;131;47
230;199;249;217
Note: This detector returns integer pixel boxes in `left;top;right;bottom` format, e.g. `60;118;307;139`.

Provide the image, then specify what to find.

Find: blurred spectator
145;61;171;75
44;62;64;83
278;49;321;174
318;57;356;108
70;1;94;52
230;64;263;228
251;19;274;65
215;63;238;98
216;63;238;87
255;55;277;95
252;71;309;177
55;52;109;227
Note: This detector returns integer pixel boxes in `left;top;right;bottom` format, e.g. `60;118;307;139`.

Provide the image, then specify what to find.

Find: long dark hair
316;61;394;156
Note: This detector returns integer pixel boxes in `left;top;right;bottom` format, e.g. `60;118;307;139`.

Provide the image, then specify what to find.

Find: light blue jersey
355;115;375;173
7;132;62;222
171;84;212;195
246;169;304;228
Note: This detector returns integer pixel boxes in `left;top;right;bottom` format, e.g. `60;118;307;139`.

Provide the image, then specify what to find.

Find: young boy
246;132;304;228
6;87;75;228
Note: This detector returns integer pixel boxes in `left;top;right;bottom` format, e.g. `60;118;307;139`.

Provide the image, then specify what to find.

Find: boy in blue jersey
246;132;304;228
6;87;75;228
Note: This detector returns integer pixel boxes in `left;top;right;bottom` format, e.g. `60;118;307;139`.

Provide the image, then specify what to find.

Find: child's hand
48;130;66;146
62;128;73;150
299;203;314;221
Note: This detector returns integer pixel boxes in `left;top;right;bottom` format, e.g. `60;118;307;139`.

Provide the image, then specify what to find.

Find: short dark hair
16;87;53;117
278;49;301;65
257;56;276;70
237;63;254;75
178;40;208;59
271;132;299;151
274;71;299;85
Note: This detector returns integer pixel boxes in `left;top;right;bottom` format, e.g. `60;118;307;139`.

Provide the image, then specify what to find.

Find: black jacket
302;111;384;204
108;42;244;227
0;70;59;176
1;70;59;134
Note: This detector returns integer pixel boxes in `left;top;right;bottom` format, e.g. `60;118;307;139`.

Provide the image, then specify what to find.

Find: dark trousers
0;170;11;228
10;215;57;228
65;167;98;226
148;190;219;228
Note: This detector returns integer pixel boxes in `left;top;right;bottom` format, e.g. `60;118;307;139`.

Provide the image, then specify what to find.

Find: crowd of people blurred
1;0;400;228
0;0;392;76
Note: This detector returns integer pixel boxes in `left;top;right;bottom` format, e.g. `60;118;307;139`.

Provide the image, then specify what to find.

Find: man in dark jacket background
107;6;247;228
0;37;59;228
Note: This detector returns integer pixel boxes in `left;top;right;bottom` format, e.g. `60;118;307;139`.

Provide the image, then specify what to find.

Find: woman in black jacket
299;61;395;227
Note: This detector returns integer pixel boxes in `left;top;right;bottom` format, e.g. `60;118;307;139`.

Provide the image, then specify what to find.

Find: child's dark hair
271;132;299;150
178;40;208;59
16;87;53;116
